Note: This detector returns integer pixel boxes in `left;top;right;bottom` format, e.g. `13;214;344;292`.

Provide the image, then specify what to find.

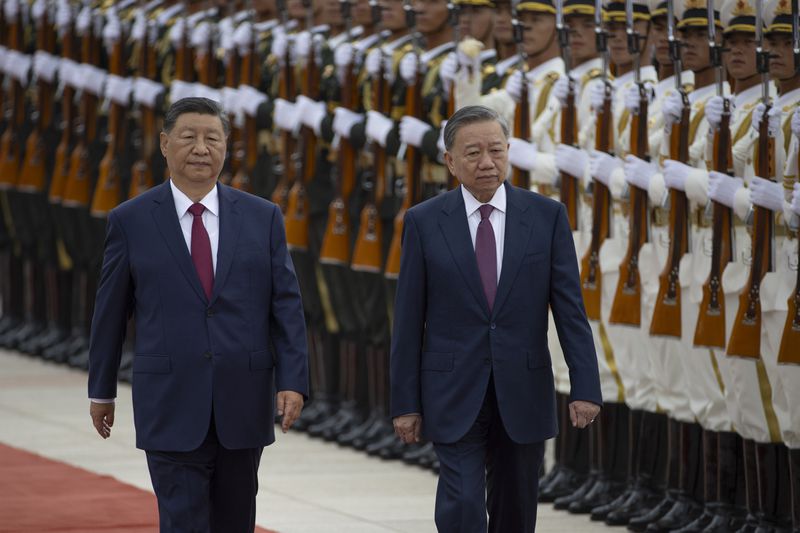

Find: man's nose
478;152;494;168
192;139;210;154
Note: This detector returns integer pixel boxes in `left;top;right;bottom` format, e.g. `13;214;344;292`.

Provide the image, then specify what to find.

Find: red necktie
475;204;497;311
188;203;214;300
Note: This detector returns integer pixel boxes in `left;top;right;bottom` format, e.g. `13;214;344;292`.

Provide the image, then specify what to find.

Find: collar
156;2;183;26
382;33;413;53
688;83;717;104
420;42;455;64
570;56;602;82
496;54;521;77
525;56;564;82
355;31;381;53
479;48;497;63
170;179;219;218
614;69;636;88
253;19;279;33
733;83;763;108
461;182;507;218
776;86;800;109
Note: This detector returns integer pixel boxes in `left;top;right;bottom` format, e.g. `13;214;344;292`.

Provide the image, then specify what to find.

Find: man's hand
569;401;600;429
393;414;422;444
277;391;304;433
90;401;115;439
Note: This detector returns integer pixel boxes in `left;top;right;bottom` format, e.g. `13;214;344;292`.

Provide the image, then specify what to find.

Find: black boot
789;448;800;533
593;408;643;521
753;443;793;532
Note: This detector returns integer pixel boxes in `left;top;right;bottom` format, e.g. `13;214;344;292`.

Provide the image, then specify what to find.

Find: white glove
33;50;58;83
133;77;164;108
271;30;288;62
589;150;622;187
707;171;743;209
190;21;211;50
274;97;299;132
238;85;268;116
590;81;613;112
552;75;575;107
81;64;106;96
221;86;239;114
792;107;800;138
507;137;538;171
791;182;800;215
662;91;684;125
555;144;589;180
366;110;393;147
333;107;363;139
505;70;525;103
439;52;458;93
705;96;734;131
170;79;193;103
623;82;654;113
751;103;781;138
293;31;312;62
334;42;354;70
662;159;693;191
749;176;784;212
624;154;656;191
365;48;382;76
105;74;133;106
300;98;327;136
233;21;253;56
400;115;432;148
399;52;419;85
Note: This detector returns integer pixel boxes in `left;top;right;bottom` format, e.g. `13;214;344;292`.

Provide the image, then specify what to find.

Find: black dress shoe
539;464;564;492
337;411;380;447
68;348;90;370
378;437;408;460
417;444;437;469
540;467;583;503
734;513;760;533
568;477;624;514
319;404;362;441
628;494;677;532
646;495;702;532
352;417;393;450
402;442;434;466
293;398;334;432
672;507;714;532
591;487;634;521
605;487;662;526
554;474;598;510
701;504;745;532
366;432;401;456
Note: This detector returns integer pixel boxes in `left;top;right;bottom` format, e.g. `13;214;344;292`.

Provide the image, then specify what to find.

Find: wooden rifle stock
93;37;127;216
694;101;734;348
231;25;257;193
727;113;775;358
18;8;57;193
610;85;650;326
777;145;800;363
0;11;25;189
511;77;530;190
559;80;579;230
270;41;295;212
352;55;389;273
129;16;159;199
650;96;690;337
50;22;78;203
579;85;614;320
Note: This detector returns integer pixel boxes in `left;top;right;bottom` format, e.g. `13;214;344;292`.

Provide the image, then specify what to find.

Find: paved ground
0;350;614;532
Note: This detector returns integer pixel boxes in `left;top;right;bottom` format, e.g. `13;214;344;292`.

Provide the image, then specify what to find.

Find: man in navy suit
390;105;602;532
88;97;308;533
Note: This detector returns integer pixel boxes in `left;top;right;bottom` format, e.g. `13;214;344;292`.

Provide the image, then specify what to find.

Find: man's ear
444;151;455;175
160;132;168;157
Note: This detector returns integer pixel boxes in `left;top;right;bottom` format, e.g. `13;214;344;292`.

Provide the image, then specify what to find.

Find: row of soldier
1;0;800;531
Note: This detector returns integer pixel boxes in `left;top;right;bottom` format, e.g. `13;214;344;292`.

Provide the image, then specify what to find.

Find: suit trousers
145;414;263;533
433;375;545;533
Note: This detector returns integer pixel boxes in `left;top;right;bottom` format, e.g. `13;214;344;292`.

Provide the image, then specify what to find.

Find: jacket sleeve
88;210;134;400
548;204;603;406
268;205;310;398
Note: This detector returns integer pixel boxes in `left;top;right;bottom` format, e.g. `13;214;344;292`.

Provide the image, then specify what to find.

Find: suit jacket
390;182;602;444
88;181;308;451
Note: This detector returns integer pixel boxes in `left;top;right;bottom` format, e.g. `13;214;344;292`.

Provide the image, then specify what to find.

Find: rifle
351;0;388;273
284;0;317;251
229;5;252;191
579;0;613;321
0;1;27;189
446;1;460;189
556;0;579;230
727;0;774;357
92;6;128;216
778;0;800;364
62;1;103;209
129;1;165;198
510;0;531;190
270;0;296;212
694;1;733;347
649;0;690;337
49;3;78;203
320;0;358;266
17;1;58;193
609;0;650;326
384;0;424;278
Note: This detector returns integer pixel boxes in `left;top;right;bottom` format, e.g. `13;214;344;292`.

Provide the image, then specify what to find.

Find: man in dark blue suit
390;105;602;532
88;97;308;533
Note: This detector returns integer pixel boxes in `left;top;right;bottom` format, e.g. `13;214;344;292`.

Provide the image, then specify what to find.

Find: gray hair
443;105;509;151
163;97;230;136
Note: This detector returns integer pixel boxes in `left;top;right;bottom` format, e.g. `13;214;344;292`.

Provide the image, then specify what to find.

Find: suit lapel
493;183;534;317
151;181;208;303
209;183;241;305
439;187;491;316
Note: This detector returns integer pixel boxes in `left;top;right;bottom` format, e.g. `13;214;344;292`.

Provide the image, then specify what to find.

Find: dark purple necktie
188;203;214;300
475;204;497;311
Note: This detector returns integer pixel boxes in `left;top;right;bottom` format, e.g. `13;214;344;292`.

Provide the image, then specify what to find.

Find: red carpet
0;443;276;532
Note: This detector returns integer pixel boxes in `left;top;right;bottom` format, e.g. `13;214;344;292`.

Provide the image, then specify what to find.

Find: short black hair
163;97;230;136
444;105;509;151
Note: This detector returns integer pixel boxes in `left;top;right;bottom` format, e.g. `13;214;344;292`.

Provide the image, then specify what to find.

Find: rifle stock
778;257;800;364
50;20;77;203
559;82;579;230
511;79;530;190
649;99;690;337
0;11;25;190
270;35;296;213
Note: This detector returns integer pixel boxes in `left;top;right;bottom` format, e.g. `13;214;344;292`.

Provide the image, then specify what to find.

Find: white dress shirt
461;184;506;282
170;179;220;274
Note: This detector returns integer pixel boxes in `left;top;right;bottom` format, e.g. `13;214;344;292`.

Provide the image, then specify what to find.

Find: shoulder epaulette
581;67;602;86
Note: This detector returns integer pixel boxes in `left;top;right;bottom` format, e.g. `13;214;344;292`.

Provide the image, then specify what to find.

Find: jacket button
206;309;214;317
490;323;496;330
203;351;212;359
